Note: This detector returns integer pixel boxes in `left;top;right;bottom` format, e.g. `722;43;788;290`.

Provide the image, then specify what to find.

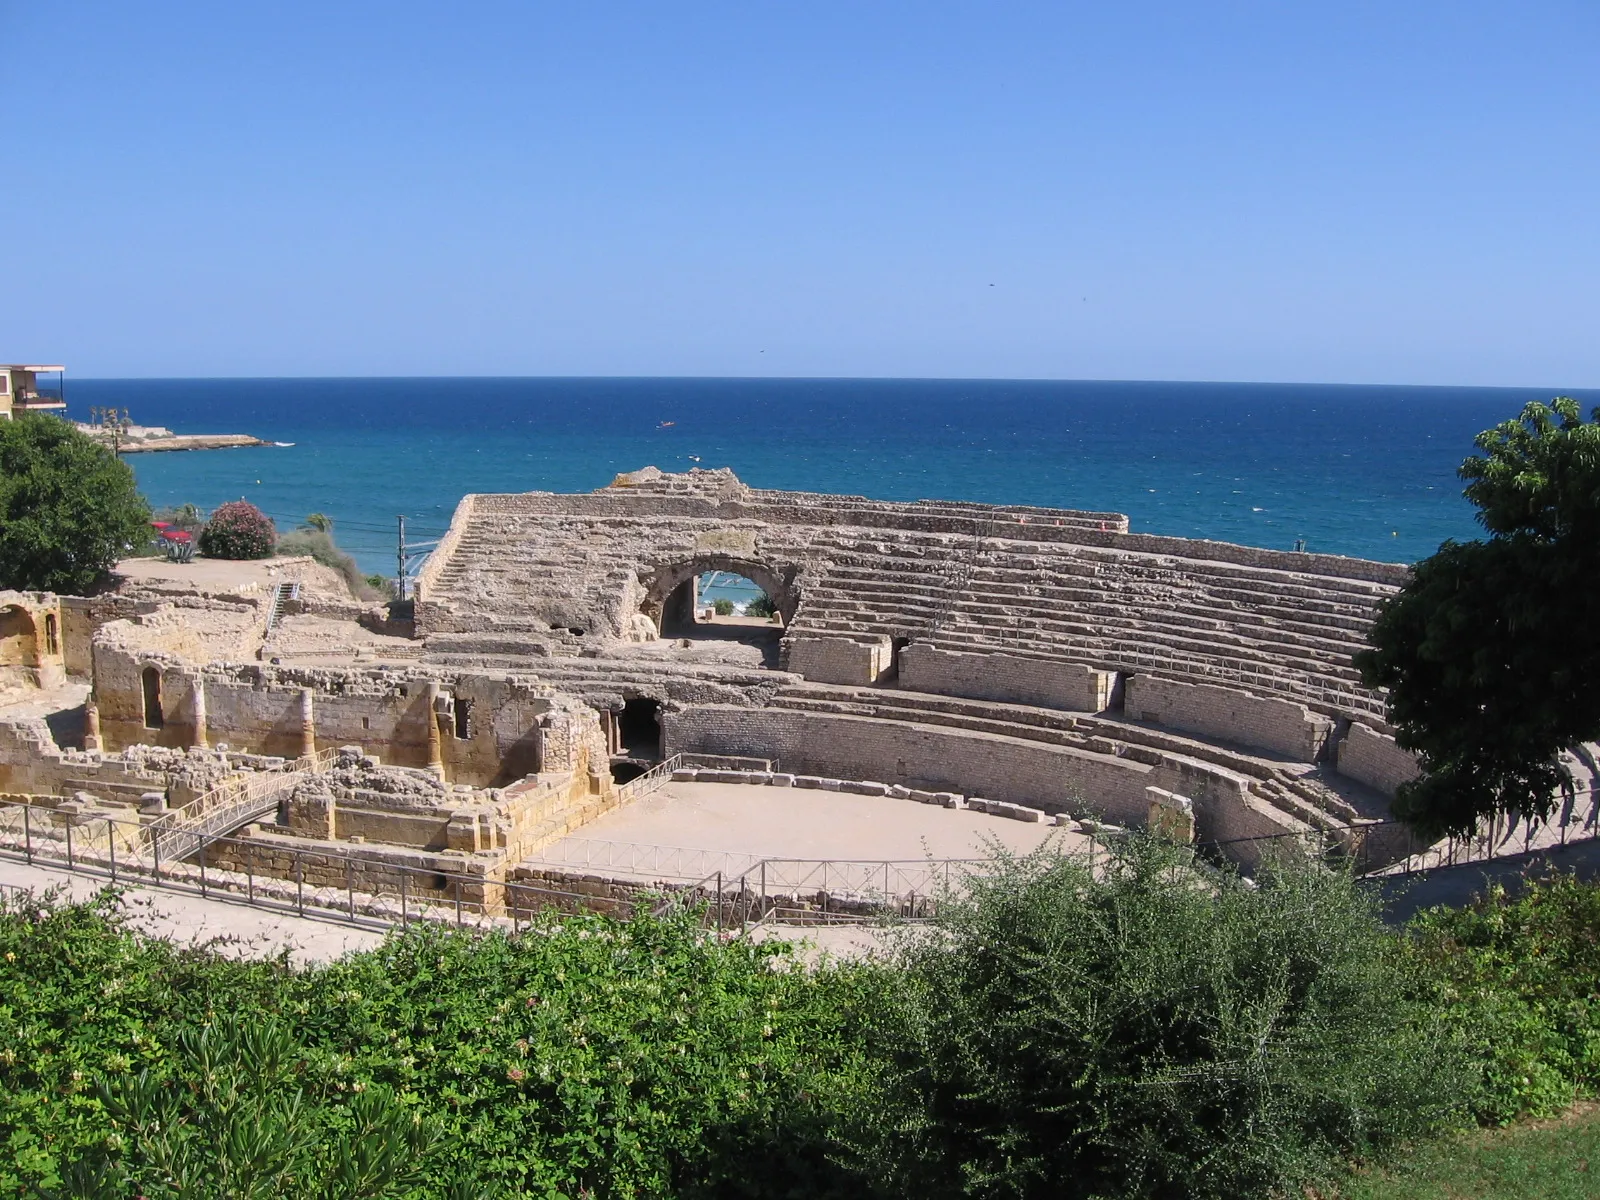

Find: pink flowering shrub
199;500;277;560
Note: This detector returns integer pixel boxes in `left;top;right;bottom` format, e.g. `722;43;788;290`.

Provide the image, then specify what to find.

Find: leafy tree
712;596;736;616
302;512;333;533
1357;397;1600;837
746;591;777;619
0;414;151;593
199;500;277;560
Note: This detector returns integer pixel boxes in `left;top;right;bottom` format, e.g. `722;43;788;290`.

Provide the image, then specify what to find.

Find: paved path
0;858;386;964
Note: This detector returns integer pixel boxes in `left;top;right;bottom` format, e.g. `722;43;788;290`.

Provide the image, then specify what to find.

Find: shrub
746;592;777;619
1409;869;1600;1123
277;528;369;598
0;415;151;593
856;838;1468;1200
712;597;735;616
0;890;880;1199
199;500;276;560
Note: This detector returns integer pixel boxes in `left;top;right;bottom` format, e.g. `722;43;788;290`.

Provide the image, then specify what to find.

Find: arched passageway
640;555;799;637
0;606;38;669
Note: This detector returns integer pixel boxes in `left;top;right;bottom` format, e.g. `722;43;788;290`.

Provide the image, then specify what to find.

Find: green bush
0;415;151;593
712;597;735;616
1409;870;1600;1123
746;592;777;619
0;890;880;1199
856;839;1468;1200
199;500;276;560
277;528;369;598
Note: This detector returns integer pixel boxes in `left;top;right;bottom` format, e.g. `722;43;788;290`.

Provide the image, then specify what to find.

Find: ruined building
8;466;1564;910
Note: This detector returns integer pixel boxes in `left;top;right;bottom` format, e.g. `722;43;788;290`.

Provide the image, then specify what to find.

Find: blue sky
2;2;1596;384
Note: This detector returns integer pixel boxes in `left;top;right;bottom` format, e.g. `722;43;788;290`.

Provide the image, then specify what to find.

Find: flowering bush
198;500;276;559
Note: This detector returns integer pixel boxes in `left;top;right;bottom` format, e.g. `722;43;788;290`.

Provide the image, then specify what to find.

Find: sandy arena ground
532;780;1080;879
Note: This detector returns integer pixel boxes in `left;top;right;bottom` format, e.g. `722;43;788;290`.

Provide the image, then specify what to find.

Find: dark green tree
1357;397;1600;837
0;415;151;594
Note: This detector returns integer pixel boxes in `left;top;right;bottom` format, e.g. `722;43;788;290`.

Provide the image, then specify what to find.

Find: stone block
769;773;795;787
844;780;888;796
935;792;964;809
671;768;699;781
908;789;940;804
744;771;773;785
887;784;911;799
793;775;825;789
818;778;843;792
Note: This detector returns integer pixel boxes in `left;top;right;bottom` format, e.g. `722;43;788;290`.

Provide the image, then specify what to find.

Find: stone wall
1123;675;1334;761
1337;722;1421;796
786;635;891;685
0;591;66;691
898;644;1113;712
663;704;1297;847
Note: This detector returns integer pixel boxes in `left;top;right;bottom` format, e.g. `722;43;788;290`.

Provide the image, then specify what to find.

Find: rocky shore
76;422;277;452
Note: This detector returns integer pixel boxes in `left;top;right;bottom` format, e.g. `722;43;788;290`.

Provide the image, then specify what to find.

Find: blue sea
65;377;1600;578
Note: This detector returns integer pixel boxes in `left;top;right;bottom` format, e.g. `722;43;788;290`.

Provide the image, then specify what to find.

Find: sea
65;377;1600;580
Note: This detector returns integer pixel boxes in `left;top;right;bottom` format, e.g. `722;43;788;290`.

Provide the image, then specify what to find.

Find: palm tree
303;512;333;534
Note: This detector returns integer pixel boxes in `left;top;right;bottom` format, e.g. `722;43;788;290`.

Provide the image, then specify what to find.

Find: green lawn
1330;1105;1599;1200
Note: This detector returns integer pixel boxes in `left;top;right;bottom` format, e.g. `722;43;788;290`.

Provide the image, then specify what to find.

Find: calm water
65;377;1600;576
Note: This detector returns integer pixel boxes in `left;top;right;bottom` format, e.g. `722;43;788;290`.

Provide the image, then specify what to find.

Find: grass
1328;1103;1599;1200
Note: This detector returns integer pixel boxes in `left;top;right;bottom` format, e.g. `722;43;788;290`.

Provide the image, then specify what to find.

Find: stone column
191;678;209;750
299;688;317;759
425;680;444;777
83;697;102;752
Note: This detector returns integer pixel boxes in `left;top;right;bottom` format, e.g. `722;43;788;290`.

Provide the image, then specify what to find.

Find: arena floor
527;780;1079;882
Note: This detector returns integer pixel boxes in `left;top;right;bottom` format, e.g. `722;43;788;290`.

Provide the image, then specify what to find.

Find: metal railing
145;749;338;863
0;802;651;934
1196;783;1600;878
616;753;683;803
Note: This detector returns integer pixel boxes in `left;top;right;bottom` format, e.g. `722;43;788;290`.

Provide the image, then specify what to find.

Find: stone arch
639;555;801;632
0;606;38;671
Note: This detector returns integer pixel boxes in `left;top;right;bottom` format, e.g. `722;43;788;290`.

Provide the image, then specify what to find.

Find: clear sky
2;1;1596;385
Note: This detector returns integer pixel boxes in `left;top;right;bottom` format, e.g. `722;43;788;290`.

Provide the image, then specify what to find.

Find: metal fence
0;802;648;935
616;753;683;804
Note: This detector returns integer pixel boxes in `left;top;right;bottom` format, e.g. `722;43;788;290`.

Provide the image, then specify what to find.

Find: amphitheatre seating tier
765;682;1380;832
664;700;1323;860
415;471;1404;722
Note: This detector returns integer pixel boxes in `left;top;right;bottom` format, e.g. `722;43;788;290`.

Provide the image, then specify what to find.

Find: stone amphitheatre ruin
3;466;1589;921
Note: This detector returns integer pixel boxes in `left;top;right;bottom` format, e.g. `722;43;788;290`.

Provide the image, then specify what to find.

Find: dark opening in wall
616;697;662;761
141;666;163;729
452;695;472;740
610;760;650;785
43;613;58;656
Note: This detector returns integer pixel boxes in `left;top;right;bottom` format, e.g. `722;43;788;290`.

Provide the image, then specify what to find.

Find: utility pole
396;515;407;601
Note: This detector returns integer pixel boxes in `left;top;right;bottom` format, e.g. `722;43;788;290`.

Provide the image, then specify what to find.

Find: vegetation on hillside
3;846;1599;1198
279;515;373;598
1358;397;1600;836
0;415;150;594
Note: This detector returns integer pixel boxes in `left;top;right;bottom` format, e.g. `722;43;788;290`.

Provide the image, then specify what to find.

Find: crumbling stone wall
0;591;66;691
